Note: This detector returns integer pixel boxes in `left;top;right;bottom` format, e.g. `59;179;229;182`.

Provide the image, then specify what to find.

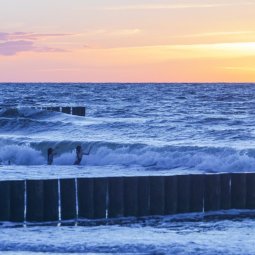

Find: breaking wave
0;141;255;172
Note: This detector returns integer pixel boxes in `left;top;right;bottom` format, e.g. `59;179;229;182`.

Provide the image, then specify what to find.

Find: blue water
1;83;255;254
1;83;255;172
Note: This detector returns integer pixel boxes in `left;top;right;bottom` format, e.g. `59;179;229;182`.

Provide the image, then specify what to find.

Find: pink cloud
0;32;71;41
17;32;71;40
0;33;9;40
0;40;34;55
0;40;67;55
0;32;71;56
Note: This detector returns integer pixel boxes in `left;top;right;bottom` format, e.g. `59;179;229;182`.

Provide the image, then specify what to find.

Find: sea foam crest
0;142;255;172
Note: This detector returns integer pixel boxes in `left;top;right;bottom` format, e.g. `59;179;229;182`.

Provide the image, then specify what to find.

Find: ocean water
1;83;255;254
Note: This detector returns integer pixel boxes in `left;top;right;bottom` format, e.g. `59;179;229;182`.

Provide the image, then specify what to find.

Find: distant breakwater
38;106;86;116
0;173;254;222
0;106;86;116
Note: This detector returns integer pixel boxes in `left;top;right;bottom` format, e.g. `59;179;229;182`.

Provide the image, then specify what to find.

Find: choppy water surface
1;83;255;173
1;83;255;254
1;212;255;254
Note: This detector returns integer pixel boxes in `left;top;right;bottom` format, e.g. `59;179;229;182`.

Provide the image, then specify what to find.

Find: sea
0;83;255;254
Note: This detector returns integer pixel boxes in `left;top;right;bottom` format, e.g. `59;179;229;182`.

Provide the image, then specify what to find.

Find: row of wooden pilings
0;173;254;222
40;106;86;116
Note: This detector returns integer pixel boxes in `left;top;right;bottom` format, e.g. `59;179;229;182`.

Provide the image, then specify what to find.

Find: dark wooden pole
77;178;94;219
26;180;44;222
0;181;10;221
93;178;107;219
124;177;138;217
61;107;71;114
231;173;246;209
60;178;76;220
149;176;165;215
204;174;221;211
220;173;231;210
44;179;59;221
246;173;255;209
177;175;190;213
51;107;60;112
165;175;178;215
190;174;204;212
10;180;25;222
72;107;85;116
108;177;124;218
137;176;150;217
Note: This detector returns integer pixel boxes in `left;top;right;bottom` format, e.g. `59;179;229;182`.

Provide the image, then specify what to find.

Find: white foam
0;145;44;165
1;143;255;173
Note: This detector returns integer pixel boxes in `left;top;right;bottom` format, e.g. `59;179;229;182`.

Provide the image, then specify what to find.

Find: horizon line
1;82;255;84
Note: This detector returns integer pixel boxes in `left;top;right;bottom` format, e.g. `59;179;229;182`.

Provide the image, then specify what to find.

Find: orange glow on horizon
1;41;255;82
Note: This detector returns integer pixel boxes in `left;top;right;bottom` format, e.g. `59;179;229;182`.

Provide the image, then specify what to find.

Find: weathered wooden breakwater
0;173;254;222
42;106;86;116
0;106;86;116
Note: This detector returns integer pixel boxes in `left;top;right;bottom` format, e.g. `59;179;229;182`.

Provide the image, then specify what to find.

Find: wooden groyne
42;106;86;116
0;107;86;117
0;173;255;222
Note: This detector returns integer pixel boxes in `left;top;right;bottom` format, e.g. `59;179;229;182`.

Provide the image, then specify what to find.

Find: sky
0;0;255;82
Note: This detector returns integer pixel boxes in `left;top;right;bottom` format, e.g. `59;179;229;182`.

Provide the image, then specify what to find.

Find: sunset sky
0;0;255;82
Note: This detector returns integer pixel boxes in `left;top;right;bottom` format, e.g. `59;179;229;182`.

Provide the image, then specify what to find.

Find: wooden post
177;175;190;213
124;177;138;217
204;174;221;211
80;107;86;116
190;174;204;213
220;173;231;210
94;178;107;219
26;180;44;222
77;178;94;219
0;181;10;221
44;179;59;222
231;173;246;209
137;176;150;217
61;107;71;114
10;180;25;222
165;176;178;215
51;107;60;112
246;173;255;209
108;177;124;218
72;107;85;116
149;176;165;215
60;179;76;220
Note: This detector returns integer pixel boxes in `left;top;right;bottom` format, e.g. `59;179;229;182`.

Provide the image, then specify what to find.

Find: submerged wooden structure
42;106;86;116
